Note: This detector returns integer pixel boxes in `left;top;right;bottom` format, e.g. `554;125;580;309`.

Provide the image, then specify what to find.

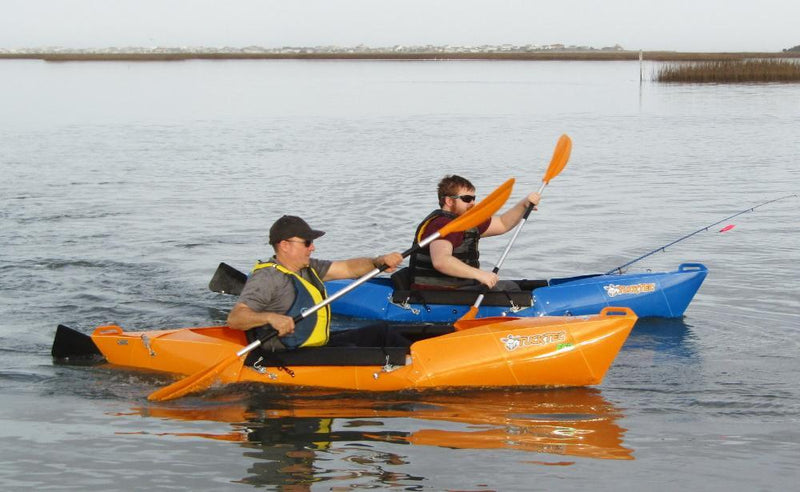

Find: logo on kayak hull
501;331;567;351
603;283;656;297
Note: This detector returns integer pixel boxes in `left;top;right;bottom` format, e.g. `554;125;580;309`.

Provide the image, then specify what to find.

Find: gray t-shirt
238;257;333;314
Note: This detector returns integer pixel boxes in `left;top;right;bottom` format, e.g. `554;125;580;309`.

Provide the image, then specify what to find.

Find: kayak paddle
454;134;572;330
147;177;515;401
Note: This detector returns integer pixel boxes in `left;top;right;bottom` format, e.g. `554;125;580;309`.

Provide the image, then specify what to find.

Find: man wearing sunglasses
408;175;540;290
227;215;408;350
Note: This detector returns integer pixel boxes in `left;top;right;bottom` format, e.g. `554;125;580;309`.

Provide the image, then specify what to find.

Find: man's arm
226;302;295;336
323;252;403;281
483;192;541;237
429;239;498;288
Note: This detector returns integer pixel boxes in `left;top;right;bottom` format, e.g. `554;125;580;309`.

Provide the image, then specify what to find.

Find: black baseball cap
268;215;326;245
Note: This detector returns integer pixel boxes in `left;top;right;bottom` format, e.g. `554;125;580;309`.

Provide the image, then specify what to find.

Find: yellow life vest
252;261;330;348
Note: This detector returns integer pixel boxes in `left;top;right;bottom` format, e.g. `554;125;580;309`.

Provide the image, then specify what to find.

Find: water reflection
624;318;699;360
129;388;632;487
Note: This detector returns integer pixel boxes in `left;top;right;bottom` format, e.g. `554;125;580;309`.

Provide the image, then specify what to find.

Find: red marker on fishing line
719;224;735;233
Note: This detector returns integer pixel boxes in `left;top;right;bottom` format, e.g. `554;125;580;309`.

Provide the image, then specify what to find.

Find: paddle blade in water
438;178;514;236
719;224;735;233
147;352;243;402
543;134;572;185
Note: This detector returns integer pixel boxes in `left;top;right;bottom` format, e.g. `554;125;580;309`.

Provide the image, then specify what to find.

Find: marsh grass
657;59;800;83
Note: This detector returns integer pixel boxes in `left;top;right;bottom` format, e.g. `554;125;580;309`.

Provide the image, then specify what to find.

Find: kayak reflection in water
130;388;633;488
226;215;410;352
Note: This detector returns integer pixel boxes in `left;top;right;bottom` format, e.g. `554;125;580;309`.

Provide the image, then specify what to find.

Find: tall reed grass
657;59;800;83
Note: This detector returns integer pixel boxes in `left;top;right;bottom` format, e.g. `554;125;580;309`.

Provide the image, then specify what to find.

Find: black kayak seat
245;346;410;367
245;323;453;367
390;267;544;307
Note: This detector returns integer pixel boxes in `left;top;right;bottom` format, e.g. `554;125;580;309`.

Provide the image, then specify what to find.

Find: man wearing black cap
227;215;407;350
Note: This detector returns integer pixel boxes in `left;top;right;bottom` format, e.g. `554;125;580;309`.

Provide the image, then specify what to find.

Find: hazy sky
2;0;798;52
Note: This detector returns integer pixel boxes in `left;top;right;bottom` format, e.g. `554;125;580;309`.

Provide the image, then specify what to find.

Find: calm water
1;59;799;490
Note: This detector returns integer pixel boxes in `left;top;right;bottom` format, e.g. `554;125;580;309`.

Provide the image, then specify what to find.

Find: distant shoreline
2;51;799;62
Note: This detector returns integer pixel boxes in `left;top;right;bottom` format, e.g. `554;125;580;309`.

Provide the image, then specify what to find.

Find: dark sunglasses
285;239;314;247
449;194;476;203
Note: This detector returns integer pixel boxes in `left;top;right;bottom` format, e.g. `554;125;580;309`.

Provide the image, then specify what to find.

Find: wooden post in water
639;50;643;83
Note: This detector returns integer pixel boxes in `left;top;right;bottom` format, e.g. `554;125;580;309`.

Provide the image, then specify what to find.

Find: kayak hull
327;263;707;322
53;307;637;392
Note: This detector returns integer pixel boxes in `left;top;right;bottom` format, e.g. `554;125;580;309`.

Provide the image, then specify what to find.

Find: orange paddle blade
454;315;519;331
543;134;572;185
147;352;243;402
454;306;479;330
438;178;515;237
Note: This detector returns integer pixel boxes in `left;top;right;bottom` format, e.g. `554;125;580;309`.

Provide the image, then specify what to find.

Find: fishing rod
605;194;798;275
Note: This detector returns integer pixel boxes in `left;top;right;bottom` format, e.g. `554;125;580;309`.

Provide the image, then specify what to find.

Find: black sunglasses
285;239;314;247
449;194;476;203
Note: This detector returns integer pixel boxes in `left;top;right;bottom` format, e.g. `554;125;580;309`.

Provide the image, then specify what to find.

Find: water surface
1;59;798;490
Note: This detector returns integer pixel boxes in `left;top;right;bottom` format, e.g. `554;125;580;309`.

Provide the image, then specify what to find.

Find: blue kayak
326;263;708;321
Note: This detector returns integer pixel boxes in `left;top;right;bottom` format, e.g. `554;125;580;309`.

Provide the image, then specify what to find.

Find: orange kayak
52;307;636;392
